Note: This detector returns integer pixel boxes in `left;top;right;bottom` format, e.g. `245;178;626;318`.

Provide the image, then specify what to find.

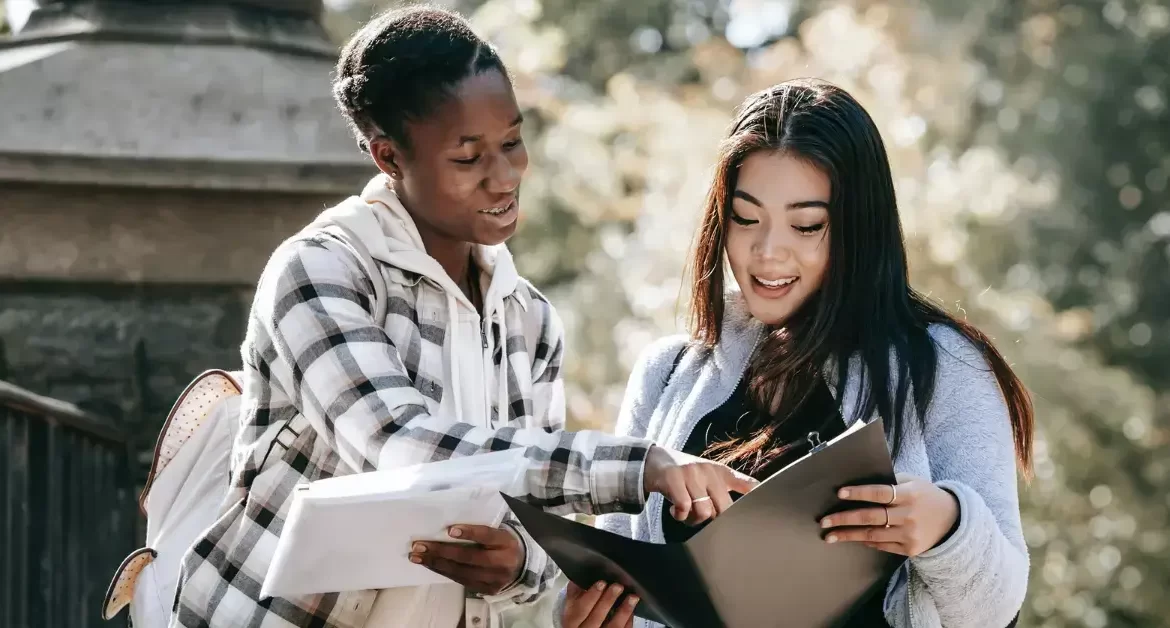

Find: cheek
799;235;831;288
724;230;752;277
511;146;530;176
424;168;479;205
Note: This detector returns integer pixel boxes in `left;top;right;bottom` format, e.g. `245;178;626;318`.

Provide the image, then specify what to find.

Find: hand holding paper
260;448;529;599
408;523;525;596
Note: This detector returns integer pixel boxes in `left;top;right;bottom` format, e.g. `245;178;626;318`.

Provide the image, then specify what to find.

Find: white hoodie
304;175;531;628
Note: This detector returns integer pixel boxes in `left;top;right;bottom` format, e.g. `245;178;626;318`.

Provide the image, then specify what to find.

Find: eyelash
729;212;826;234
453;138;524;165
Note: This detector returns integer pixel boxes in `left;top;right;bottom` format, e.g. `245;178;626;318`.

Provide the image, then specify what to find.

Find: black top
660;378;888;626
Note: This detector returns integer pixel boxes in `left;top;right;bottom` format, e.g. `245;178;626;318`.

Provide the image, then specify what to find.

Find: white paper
261;448;529;599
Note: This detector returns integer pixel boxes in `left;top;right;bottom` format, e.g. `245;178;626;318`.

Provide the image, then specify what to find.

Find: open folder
261;448;528;599
502;418;903;628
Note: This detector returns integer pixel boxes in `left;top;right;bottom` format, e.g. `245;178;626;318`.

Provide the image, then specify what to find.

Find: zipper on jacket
651;326;764;543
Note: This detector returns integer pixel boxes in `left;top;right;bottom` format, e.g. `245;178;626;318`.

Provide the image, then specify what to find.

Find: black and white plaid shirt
170;219;651;627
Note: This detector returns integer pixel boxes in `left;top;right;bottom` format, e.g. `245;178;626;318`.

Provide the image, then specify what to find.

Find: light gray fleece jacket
555;295;1029;628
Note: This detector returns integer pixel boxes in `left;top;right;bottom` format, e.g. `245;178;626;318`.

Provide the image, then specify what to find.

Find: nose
484;153;521;194
753;223;792;263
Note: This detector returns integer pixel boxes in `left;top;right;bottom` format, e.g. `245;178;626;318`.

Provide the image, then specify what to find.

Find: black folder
501;418;904;628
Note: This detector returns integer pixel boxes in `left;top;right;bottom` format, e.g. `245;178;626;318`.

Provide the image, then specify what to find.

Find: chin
474;222;518;246
743;296;804;327
472;228;514;246
748;309;791;327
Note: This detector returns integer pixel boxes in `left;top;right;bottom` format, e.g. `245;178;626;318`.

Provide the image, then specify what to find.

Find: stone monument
0;0;373;455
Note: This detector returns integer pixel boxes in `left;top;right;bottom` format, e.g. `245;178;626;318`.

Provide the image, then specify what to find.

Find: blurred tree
916;2;1170;625
962;0;1169;394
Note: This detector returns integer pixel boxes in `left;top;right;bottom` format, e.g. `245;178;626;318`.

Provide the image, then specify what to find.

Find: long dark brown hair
688;79;1034;477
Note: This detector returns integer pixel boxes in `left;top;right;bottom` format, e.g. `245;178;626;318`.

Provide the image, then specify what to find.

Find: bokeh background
1;0;1167;627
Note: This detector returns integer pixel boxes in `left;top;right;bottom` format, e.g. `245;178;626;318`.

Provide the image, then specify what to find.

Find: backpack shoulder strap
331;222;388;326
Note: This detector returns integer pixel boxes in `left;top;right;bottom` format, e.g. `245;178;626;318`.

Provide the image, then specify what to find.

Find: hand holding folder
502;418;903;628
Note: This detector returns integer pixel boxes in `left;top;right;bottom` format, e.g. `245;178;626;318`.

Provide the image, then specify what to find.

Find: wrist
932;487;961;549
498;522;528;593
642;444;667;497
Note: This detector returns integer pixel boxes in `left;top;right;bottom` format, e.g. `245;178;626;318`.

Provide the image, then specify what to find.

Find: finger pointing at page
642;445;759;524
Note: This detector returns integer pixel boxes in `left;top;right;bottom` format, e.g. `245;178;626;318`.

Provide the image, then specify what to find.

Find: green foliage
964;0;1169;391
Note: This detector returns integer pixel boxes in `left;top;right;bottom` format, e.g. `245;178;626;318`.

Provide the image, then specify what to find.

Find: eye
503;138;524;150
452;155;481;165
794;223;826;234
730;212;758;226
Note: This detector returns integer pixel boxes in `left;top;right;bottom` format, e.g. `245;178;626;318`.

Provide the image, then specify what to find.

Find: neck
419;230;474;288
391;183;475;286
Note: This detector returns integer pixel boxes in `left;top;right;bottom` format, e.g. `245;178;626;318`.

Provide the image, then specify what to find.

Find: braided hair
332;5;509;153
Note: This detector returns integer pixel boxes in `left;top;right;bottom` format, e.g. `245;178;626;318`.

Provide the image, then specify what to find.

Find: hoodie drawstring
445;291;466;425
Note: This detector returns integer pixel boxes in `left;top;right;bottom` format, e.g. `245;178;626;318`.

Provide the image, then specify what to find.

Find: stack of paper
261;448;529;599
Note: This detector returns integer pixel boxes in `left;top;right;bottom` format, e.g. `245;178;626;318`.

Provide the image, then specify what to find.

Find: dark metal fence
1;380;135;628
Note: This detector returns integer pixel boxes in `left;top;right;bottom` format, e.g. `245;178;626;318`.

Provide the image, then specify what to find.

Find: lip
750;275;798;299
478;199;518;221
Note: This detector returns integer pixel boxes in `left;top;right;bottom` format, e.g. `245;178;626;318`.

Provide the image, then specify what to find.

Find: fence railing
1;380;135;628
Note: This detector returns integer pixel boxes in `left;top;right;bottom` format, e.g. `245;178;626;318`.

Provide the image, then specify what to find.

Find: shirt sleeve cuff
587;436;653;515
497;521;531;594
913;480;987;566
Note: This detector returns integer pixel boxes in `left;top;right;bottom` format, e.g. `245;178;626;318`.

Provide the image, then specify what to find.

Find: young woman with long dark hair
559;79;1033;628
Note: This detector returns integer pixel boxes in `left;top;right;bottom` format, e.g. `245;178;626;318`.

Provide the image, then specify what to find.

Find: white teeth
481;204;511;215
754;276;796;287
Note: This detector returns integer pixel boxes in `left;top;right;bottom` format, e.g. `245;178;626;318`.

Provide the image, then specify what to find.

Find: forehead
736;151;830;202
407;70;521;149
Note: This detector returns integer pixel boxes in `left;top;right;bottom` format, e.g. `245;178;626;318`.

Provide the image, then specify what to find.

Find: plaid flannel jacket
170;229;651;628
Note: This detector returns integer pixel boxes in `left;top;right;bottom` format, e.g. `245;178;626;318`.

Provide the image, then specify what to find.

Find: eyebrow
457;114;525;146
733;189;829;210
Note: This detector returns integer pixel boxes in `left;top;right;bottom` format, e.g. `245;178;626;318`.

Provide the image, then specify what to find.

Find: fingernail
821;517;832;528
449;527;463;538
610;584;624;595
412;543;426;553
627;596;640;607
826;534;838;544
409;554;422;563
838;488;850;499
594;581;606;591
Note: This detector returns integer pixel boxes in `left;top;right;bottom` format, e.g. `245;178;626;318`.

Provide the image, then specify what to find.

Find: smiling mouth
753;276;797;288
479;200;516;216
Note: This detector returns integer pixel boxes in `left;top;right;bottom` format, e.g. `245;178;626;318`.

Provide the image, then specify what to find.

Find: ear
369;136;407;181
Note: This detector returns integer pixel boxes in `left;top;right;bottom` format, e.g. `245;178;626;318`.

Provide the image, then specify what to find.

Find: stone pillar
0;0;373;454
